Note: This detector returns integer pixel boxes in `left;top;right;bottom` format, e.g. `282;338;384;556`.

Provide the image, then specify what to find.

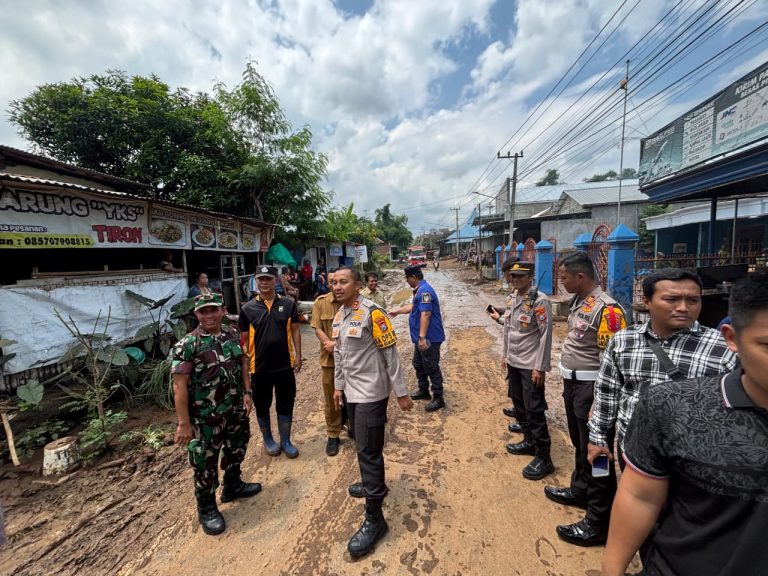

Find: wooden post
0;407;20;466
231;251;241;311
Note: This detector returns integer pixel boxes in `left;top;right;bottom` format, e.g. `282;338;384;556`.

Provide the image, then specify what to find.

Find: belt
559;364;598;382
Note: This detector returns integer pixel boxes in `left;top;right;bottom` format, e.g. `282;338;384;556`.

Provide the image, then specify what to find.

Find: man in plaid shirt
581;268;737;544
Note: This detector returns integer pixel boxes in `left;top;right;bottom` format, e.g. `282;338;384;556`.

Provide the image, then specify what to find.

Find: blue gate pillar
495;245;503;279
607;224;639;323
534;239;554;295
574;233;591;252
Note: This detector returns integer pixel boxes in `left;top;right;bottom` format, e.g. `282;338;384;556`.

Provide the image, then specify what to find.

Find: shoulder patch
597;305;626;349
371;308;397;349
421;292;431;304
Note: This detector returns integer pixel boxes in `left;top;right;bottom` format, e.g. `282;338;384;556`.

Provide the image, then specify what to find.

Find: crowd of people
168;252;767;571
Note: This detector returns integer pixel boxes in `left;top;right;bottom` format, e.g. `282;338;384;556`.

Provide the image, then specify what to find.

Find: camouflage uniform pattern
170;324;250;498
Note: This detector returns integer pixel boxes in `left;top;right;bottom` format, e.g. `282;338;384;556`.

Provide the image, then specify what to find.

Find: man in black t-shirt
602;270;768;576
239;265;302;459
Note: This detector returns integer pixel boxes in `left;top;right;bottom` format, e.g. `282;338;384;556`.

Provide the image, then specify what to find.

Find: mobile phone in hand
592;454;610;477
486;304;495;314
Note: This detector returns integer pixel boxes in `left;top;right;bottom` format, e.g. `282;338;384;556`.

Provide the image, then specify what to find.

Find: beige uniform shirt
333;297;407;403
361;287;387;309
310;292;341;368
560;286;626;373
501;289;553;372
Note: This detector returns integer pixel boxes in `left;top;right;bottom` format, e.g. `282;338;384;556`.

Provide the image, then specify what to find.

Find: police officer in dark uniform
543;252;626;546
390;265;447;411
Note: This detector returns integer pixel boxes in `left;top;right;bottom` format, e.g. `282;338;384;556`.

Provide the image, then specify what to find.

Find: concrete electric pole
498;150;523;247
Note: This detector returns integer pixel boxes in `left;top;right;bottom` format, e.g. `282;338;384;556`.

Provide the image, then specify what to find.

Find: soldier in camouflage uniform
170;293;262;536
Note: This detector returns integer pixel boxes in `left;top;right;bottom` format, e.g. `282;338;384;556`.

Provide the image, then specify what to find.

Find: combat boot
220;466;263;503
425;395;445;412
522;455;555;480
347;498;389;558
257;416;281;456
506;428;535;456
410;388;431;401
196;493;226;535
277;414;299;458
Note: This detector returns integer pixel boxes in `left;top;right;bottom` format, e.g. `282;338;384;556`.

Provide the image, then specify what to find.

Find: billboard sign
639;61;768;187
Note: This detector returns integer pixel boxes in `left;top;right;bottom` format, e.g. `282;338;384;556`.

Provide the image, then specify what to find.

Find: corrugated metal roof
564;181;647;206
0;144;149;189
0;172;274;227
510;179;644;205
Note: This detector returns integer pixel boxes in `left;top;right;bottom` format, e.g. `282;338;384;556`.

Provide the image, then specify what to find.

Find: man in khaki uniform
361;272;387;308
543;252;626;547
489;260;554;480
310;268;345;456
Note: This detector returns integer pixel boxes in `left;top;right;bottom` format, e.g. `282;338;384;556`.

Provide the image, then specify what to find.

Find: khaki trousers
322;366;342;437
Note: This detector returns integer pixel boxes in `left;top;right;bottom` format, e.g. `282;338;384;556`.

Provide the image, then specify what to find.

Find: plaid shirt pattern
588;321;738;447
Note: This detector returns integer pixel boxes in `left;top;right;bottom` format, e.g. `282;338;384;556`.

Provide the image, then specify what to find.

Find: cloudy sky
1;0;767;233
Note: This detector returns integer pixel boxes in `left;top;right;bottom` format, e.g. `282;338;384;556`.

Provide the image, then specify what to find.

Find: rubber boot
257;416;281;456
277;414;299;459
347;498;389;558
220;466;263;503
505;428;535;455
196;493;226;535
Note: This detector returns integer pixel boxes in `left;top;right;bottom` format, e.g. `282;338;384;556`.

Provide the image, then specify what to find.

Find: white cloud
0;0;765;234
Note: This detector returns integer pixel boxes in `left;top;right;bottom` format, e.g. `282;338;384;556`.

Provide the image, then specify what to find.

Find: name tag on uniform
518;314;531;324
347;327;362;338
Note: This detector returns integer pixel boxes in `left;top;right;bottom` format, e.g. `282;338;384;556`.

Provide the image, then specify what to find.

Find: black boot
410;389;431;401
506;428;535;455
425;395;445;412
522;454;555;480
196;493;226;535
220;467;263;503
326;437;341;457
507;421;523;433
503;406;517;418
348;482;389;499
347;498;389;558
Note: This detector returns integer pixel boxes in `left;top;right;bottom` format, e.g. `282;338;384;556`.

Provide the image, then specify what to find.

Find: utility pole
617;60;629;224
450;207;460;257
498;150;523;247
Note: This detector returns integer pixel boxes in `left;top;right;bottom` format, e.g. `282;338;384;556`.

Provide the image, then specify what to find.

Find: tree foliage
374;204;412;249
583;167;637;182
8;62;330;228
535;169;560;187
638;203;669;248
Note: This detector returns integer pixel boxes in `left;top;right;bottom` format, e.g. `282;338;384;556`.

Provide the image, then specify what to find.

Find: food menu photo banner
0;185;266;251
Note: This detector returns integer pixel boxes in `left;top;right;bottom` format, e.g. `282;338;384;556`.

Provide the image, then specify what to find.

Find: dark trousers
584;426;617;526
508;365;551;456
412;342;443;396
348;397;388;499
252;368;297;418
563;377;618;526
562;378;595;498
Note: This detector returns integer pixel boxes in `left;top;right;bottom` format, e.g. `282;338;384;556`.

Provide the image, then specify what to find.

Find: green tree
621;167;637;179
374;204;412;249
584;169;618;182
535;168;560;187
638;203;669;248
8;63;330;227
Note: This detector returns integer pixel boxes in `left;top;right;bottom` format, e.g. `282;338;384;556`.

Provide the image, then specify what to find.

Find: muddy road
1;263;629;575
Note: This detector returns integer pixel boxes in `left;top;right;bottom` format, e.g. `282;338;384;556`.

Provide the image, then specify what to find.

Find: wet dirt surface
0;261;640;575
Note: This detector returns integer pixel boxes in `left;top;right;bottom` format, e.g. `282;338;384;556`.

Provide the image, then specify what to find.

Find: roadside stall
0;172;274;391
